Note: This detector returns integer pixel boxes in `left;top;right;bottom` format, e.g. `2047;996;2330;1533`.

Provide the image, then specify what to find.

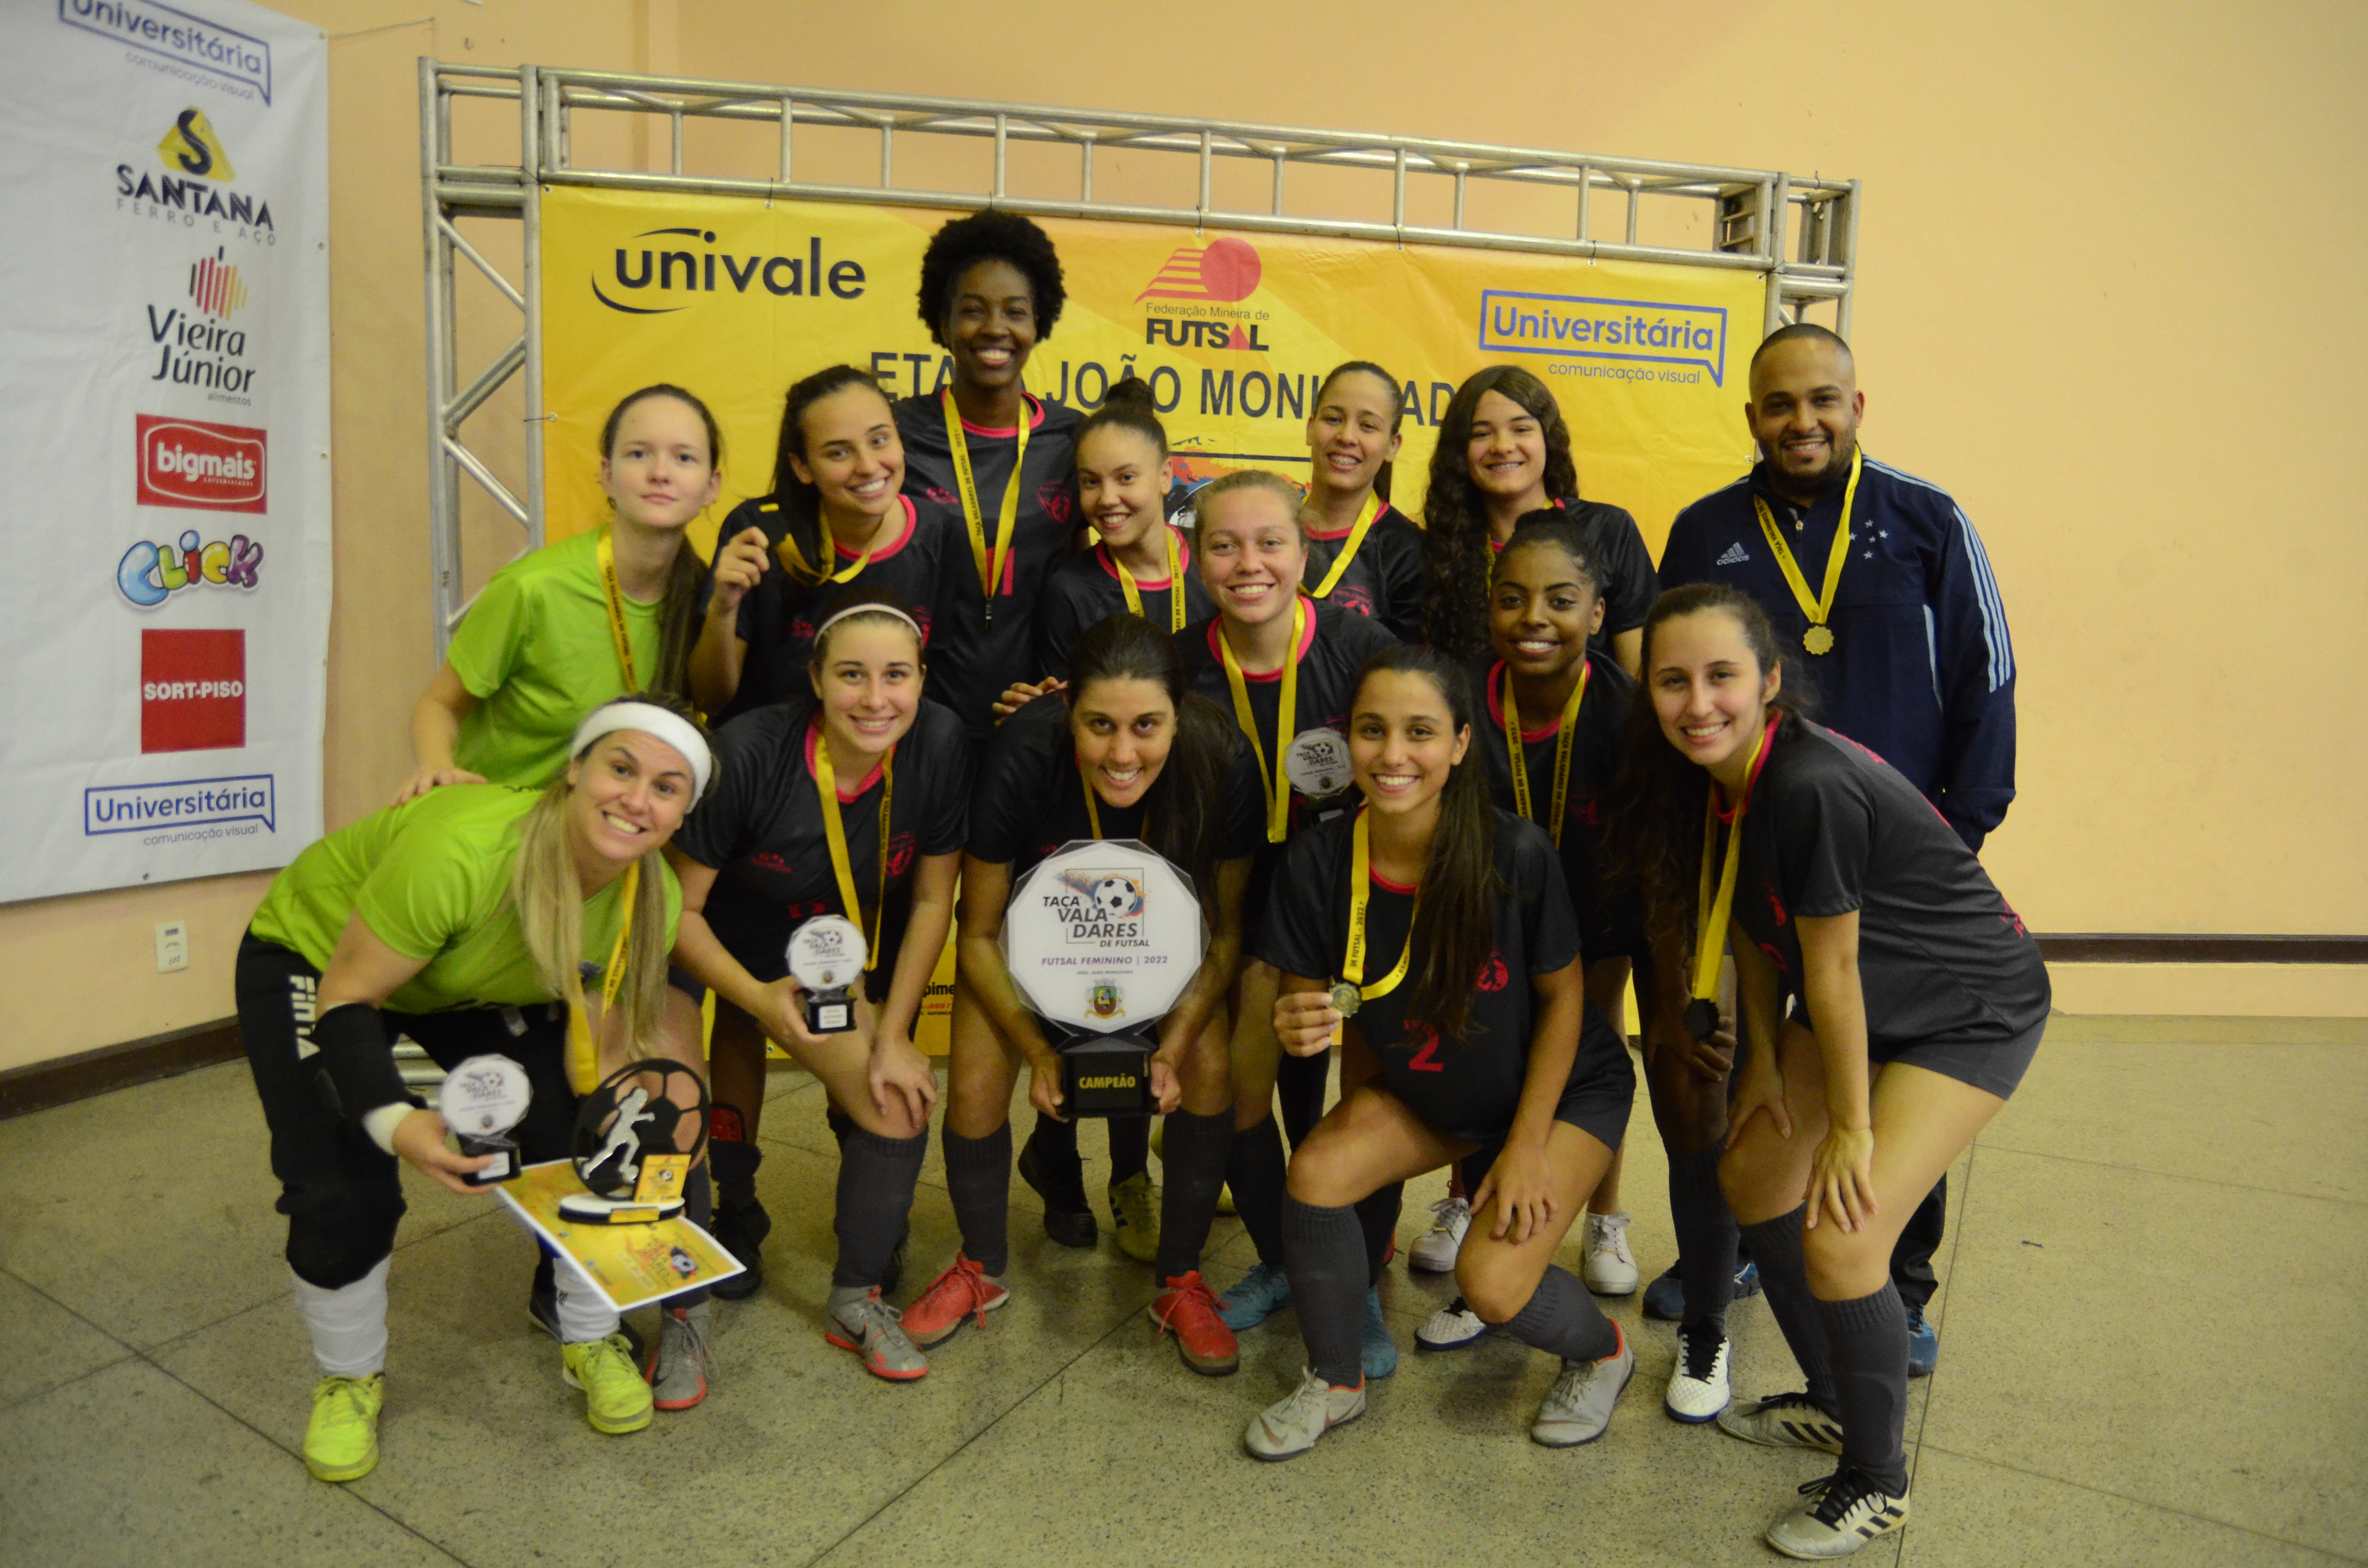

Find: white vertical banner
0;0;329;902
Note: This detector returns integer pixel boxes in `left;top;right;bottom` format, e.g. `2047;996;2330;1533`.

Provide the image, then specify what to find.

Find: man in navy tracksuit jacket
1657;322;2020;1372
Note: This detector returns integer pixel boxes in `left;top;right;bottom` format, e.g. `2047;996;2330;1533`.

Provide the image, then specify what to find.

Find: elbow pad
310;1002;419;1125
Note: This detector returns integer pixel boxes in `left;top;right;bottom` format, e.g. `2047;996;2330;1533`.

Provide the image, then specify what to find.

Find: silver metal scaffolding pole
419;63;1858;658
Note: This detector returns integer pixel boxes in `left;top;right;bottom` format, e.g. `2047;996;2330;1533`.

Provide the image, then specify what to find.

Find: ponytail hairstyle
600;384;723;701
1312;360;1407;501
1075;373;1169;460
511;690;713;1058
765;364;897;585
1065;613;1236;897
1420;367;1578;661
1605;584;1814;989
1351;645;1498;1044
1493;513;1605;594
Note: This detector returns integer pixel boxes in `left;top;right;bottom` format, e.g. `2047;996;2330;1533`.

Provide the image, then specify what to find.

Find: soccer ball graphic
1090;876;1142;919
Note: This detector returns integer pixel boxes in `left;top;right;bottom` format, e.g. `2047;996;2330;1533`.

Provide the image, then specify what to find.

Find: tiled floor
1;1015;2361;1568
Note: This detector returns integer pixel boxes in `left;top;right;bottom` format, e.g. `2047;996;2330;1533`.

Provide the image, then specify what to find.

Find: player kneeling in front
234;698;711;1480
1624;585;2046;1557
1245;647;1636;1459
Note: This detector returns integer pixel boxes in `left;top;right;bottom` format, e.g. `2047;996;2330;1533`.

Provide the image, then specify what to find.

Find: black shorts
1790;998;2043;1101
1451;1006;1635;1188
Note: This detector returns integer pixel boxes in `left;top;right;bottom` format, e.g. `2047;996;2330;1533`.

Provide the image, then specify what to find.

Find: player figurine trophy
1001;839;1206;1118
438;1054;530;1186
558;1058;709;1224
787;913;866;1034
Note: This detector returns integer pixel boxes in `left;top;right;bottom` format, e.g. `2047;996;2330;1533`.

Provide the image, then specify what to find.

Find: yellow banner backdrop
540;188;1763;560
540;190;1764;1054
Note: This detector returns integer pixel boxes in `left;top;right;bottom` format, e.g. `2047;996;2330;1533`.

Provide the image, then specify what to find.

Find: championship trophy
1002;839;1206;1117
1284;726;1358;824
438;1054;530;1186
787;913;866;1034
558;1058;709;1224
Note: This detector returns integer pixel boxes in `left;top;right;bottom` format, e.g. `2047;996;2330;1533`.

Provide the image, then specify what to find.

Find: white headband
569;701;714;799
812;601;924;648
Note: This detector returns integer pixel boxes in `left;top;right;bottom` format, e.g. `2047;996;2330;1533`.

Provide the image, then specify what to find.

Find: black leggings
235;934;579;1290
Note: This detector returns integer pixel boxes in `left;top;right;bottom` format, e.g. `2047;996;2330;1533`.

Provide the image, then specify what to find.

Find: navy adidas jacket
1659;454;2016;849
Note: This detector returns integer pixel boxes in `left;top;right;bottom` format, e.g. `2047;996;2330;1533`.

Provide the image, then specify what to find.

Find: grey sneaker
1764;1467;1910;1559
1716;1390;1846;1453
1529;1323;1634;1446
826;1289;929;1382
1244;1367;1366;1461
643;1299;714;1411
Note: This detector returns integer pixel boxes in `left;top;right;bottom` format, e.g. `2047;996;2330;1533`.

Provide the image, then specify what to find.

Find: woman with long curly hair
1418;366;1658;674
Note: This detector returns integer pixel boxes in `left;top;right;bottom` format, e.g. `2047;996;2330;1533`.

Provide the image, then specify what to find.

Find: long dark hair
765;365;895;583
1313;360;1406;502
1605;584;1813;985
1065;613;1235;896
1421;367;1578;661
1352;645;1498;1044
600;383;720;701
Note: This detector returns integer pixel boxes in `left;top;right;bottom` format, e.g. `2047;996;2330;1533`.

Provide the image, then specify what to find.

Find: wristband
311;1002;420;1125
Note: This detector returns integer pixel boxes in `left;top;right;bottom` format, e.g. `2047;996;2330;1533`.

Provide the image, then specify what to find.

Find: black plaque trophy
1002;839;1207;1118
438;1054;530;1186
787;913;866;1034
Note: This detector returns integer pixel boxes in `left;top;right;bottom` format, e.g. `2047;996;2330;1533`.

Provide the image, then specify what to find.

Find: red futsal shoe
901;1253;1010;1348
1152;1271;1240;1376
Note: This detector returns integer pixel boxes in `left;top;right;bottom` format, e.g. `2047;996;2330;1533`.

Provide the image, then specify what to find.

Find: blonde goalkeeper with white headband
234;696;710;1481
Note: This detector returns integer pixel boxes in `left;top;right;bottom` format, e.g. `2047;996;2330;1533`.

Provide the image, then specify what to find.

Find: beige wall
6;0;2361;1075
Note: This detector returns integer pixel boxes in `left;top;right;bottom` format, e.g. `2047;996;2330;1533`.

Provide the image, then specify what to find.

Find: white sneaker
1414;1296;1491;1351
1529;1322;1634;1447
1580;1210;1639;1295
1664;1321;1731;1421
1764;1467;1910;1559
1409;1196;1470;1273
1244;1367;1366;1461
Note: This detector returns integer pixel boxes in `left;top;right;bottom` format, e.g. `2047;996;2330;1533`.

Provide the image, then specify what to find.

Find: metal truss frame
421;61;1857;656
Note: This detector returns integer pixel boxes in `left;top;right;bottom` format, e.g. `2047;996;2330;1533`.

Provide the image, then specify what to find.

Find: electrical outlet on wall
155;920;189;973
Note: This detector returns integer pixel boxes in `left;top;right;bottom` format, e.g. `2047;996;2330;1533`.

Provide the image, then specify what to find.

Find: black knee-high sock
1818;1284;1910;1492
831;1125;928;1291
1275;1047;1330;1149
1281;1196;1366;1387
709;1103;762;1216
1029;1108;1080;1170
1107;1115;1150;1185
675;1164;715;1308
1501;1264;1619;1363
1739;1207;1837;1412
1668;1142;1737;1336
1356;1182;1403;1287
942;1124;1013;1277
1153;1111;1231;1280
1226;1113;1288;1267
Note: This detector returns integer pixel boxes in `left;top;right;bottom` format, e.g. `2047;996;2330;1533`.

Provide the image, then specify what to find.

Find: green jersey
248;784;681;1015
447;527;663;787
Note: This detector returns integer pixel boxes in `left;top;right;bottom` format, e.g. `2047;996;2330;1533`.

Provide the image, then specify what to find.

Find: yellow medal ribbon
1751;446;1862;656
1308;491;1383;600
1689;714;1781;1016
942;386;1029;630
810;726;891;973
594;526;639;689
565;858;639;1094
1500;661;1591;849
1344;808;1414;1002
773;500;886;587
1219;596;1306;843
1113;526;1187;633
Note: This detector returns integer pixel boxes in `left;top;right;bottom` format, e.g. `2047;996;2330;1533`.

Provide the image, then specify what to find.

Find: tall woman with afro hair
893;212;1084;743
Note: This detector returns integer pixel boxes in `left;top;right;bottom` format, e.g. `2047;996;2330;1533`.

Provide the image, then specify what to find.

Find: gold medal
1328;982;1362;1018
1802;624;1835;656
1752;447;1862;663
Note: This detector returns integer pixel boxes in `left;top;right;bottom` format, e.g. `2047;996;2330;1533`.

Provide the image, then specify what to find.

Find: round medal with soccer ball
437;1054;530;1186
1001;839;1206;1116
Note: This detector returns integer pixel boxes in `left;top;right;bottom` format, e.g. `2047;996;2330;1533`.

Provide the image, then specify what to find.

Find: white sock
292;1258;390;1378
552;1251;620;1344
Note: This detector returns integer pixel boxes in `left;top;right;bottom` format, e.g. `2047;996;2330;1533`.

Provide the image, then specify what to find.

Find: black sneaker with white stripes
1715;1390;1844;1452
1764;1465;1910;1559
